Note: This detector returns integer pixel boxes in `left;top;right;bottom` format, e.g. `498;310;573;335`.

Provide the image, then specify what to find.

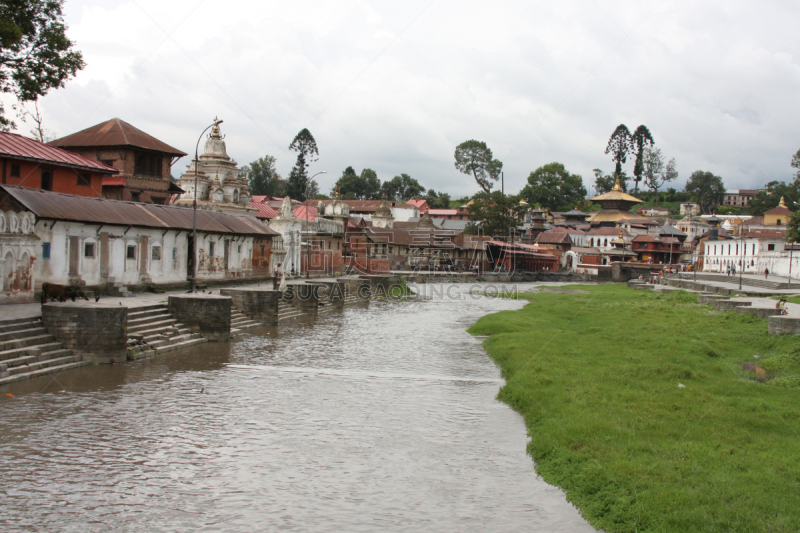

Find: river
0;283;594;532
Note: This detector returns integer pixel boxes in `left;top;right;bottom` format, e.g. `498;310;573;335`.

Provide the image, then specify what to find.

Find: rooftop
0;131;118;174
50;118;186;156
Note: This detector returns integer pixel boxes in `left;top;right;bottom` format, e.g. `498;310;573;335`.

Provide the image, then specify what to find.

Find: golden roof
590;175;644;203
587;210;650;223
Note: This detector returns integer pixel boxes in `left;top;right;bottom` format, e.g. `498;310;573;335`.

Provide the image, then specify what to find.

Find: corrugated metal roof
0;131;118;173
427;209;458;215
293;205;317;221
50;118;186;156
2;185;276;236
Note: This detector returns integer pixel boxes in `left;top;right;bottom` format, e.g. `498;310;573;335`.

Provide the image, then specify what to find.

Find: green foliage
642;147;678;205
520;162;586;210
333;167;381;200
467;191;527;237
685;170;725;214
454;139;503;194
0;0;85;128
631;125;654;193
605;124;632;177
786;210;800;244
594;169;628;194
286;128;319;201
242;155;284;197
381;173;425;201
424;188;451;209
749;181;799;216
470;285;800;532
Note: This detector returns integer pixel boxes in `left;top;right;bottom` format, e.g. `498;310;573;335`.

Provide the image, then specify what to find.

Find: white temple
173;120;255;215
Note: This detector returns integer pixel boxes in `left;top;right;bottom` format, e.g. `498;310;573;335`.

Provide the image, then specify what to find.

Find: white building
0;185;277;293
703;235;785;275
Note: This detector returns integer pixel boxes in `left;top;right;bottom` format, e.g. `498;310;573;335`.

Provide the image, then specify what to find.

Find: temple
173;120;254;215
587;176;648;227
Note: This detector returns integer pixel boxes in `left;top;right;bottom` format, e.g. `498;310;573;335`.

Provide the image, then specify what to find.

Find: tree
641;147;678;205
748;181;799;216
605;124;632;177
242;155;284;197
594;169;628;194
332;167;382;200
792;148;800;180
467;191;528;237
631;125;654;193
454;140;502;193
520;162;586;211
382;173;425;201
0;0;85;129
424;189;451;209
685;170;725;214
286;128;319;201
359;168;381;200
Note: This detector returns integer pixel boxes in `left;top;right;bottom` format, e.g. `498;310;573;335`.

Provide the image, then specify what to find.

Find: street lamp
305;170;327;279
191;117;223;293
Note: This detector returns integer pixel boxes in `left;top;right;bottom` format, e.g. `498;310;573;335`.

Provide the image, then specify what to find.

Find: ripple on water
0;283;594;532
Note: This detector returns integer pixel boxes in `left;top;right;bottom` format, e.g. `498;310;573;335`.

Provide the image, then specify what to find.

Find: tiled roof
293;205;317;221
50;118;186;156
0;131;118;174
249;201;279;219
537;232;573;244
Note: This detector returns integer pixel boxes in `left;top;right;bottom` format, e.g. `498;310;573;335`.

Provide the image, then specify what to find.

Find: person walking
764;267;769;279
273;263;282;290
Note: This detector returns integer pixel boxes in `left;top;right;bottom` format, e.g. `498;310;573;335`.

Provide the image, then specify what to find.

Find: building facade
49;118;186;203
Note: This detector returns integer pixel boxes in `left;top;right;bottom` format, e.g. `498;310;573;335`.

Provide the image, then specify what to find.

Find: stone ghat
628;279;800;337
0;275;402;385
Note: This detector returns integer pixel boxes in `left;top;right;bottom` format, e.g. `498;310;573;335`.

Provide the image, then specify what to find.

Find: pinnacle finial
780;196;787;208
612;174;623;191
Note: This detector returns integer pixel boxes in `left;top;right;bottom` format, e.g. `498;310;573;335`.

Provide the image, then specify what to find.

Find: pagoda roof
50;118;186;156
589;176;643;203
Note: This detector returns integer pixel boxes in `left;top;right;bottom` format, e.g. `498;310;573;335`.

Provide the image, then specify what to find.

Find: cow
41;283;91;305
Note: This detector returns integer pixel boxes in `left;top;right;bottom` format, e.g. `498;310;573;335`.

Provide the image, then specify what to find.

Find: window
172;247;177;261
77;172;91;187
9;163;20;177
260;245;265;257
209;242;215;257
134;152;162;178
127;245;136;260
768;244;775;251
152;246;161;260
41;170;52;191
237;244;241;253
84;242;95;258
42;242;50;259
101;159;115;168
130;191;141;202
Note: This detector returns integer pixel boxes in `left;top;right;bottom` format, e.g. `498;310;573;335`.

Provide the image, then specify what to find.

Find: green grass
469;284;800;532
389;277;415;298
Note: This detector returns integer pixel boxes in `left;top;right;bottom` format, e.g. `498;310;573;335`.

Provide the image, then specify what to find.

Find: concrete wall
168;294;231;341
42;302;127;363
220;288;280;324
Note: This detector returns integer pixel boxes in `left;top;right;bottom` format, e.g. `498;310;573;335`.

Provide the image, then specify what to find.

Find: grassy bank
469;285;800;532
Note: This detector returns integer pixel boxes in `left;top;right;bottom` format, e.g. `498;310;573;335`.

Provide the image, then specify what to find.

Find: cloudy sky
22;0;800;198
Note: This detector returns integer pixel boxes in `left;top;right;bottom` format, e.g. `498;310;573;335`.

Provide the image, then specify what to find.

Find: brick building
50;118;186;204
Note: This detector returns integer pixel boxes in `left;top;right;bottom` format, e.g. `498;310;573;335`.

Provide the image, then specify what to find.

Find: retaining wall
42;303;127;363
169;294;231;341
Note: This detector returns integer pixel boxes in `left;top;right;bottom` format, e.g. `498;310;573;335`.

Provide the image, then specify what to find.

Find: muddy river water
0;283;594;532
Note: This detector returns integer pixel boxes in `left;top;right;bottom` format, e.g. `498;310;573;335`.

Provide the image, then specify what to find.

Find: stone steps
125;304;207;360
0;318;87;386
0;361;88;386
127;318;177;334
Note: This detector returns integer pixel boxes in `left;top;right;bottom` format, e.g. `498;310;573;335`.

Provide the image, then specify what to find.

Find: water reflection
0;283;594;532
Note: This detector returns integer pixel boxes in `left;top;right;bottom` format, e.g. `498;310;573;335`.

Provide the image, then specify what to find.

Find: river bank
470;284;800;532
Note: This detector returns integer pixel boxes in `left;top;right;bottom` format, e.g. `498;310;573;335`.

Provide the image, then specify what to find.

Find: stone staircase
125;303;206;360
230;308;260;334
690;273;787;290
278;286;306;321
0;316;88;386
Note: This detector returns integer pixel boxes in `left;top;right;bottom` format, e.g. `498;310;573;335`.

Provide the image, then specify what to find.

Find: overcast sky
21;0;800;198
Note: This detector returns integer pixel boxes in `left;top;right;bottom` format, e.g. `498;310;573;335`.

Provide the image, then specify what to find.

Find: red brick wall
2;158;103;197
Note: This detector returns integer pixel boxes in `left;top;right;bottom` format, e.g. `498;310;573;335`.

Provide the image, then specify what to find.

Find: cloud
29;0;800;198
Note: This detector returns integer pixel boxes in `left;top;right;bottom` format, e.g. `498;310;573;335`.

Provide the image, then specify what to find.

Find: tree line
243;129;451;208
